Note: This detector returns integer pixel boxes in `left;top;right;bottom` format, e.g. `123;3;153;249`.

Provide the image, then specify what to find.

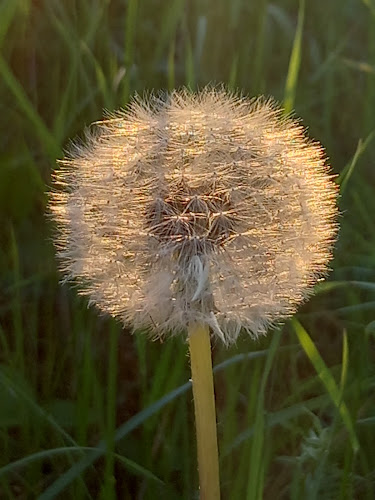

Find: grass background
1;0;375;498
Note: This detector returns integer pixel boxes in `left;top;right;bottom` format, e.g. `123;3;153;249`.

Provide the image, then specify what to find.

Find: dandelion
49;87;338;499
50;88;338;343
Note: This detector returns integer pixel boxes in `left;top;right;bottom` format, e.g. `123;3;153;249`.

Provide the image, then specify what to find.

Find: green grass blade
39;347;278;499
338;130;375;195
340;330;349;395
99;324;119;500
225;394;330;457
114;454;164;484
252;0;268;94
283;0;305;113
0;0;19;47
292;319;359;452
123;0;138;103
0;367;77;447
38;381;192;500
167;39;176;91
0;447;97;478
246;330;282;500
0;55;60;159
153;0;184;62
185;35;195;89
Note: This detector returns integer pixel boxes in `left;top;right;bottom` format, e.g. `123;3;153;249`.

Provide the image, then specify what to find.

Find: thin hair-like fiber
49;87;339;344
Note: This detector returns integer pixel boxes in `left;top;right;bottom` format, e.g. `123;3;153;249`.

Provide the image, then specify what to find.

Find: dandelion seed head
50;87;339;344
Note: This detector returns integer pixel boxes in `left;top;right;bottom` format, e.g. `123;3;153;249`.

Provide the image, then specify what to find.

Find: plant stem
188;322;220;499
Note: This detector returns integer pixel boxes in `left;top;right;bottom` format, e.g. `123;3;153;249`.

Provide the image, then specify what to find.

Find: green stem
188;322;220;499
100;323;119;500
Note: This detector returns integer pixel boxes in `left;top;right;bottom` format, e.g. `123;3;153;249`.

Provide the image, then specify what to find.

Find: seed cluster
50;88;338;344
147;189;236;256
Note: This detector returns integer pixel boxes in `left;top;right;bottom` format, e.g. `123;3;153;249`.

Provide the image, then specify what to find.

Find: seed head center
146;187;236;256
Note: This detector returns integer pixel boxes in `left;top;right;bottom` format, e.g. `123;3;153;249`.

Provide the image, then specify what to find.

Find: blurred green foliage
1;0;375;498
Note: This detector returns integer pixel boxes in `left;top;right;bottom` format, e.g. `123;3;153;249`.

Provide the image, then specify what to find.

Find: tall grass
1;0;375;498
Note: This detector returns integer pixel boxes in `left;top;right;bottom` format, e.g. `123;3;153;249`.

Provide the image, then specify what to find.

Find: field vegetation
1;1;375;498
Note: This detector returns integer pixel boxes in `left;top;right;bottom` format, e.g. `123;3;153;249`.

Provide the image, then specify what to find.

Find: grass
1;0;375;498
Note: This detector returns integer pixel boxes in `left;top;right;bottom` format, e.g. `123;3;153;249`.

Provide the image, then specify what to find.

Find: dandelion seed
50;87;338;345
